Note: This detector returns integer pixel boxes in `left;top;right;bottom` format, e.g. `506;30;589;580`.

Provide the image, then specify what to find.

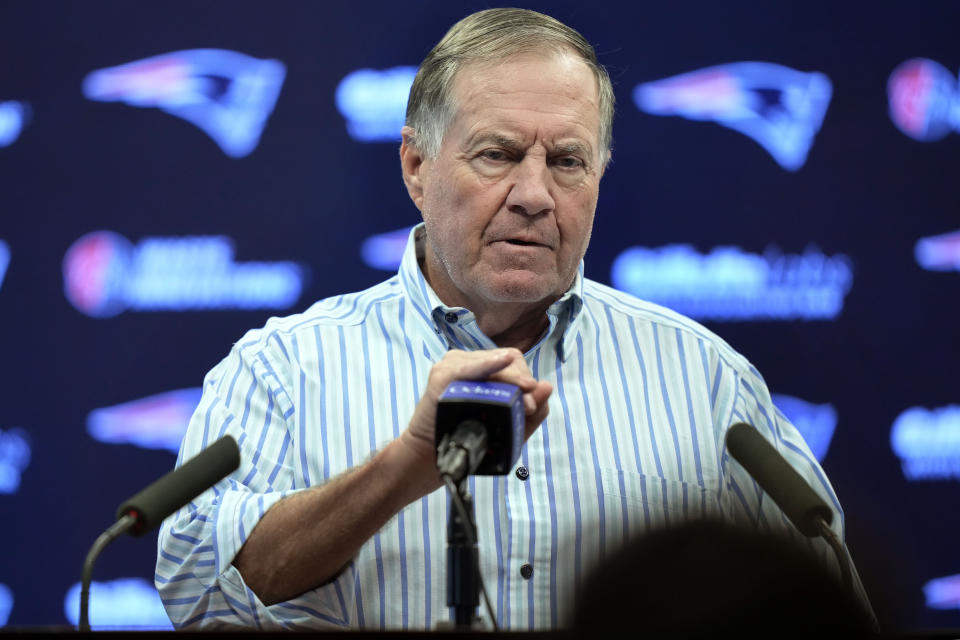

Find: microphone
435;381;523;630
725;422;861;598
725;422;832;536
79;435;240;631
117;434;240;535
435;380;524;483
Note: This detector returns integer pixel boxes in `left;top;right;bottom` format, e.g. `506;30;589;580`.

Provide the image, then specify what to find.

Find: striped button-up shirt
156;224;859;630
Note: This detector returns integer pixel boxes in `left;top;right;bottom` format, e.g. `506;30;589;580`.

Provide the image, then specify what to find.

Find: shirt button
444;312;458;323
520;563;533;580
515;465;529;480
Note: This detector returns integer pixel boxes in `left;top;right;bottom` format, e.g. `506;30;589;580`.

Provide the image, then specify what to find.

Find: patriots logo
87;388;202;453
0;101;29;148
82;49;286;158
0;240;9;291
924;574;960;611
634;62;833;171
771;393;837;462
915;229;960;271
361;226;414;271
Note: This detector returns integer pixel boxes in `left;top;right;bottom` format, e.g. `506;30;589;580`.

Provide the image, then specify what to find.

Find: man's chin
478;273;563;305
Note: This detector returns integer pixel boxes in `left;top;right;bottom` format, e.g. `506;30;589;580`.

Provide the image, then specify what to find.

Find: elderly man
156;7;867;630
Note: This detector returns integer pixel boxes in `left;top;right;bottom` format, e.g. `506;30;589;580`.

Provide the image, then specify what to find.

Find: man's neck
474;301;552;353
419;254;554;353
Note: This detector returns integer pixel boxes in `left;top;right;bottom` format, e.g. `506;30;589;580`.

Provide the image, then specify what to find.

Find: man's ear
400;126;427;211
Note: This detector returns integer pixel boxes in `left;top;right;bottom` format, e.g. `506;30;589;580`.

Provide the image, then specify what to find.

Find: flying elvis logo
82;49;286;157
0;240;9;291
633;62;833;171
0;101;28;148
915;229;960;271
0;427;30;494
87;388;203;453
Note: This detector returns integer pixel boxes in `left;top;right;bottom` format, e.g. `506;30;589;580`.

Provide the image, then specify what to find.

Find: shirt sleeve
154;330;356;630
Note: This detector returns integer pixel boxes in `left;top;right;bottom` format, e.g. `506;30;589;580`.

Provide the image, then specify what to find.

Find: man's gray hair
405;8;614;161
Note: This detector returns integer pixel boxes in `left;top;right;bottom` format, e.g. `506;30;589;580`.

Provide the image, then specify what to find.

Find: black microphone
435;381;525;483
725;422;831;536
725;422;878;628
435;381;523;630
117;434;240;535
79;435;240;631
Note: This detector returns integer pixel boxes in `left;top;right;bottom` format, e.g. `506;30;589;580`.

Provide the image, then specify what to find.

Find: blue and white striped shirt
156;224;859;630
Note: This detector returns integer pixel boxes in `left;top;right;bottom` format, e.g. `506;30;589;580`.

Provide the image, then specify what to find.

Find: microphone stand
445;477;480;629
814;516;853;596
79;513;137;632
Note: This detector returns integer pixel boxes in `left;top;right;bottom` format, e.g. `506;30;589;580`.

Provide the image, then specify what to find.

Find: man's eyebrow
467;133;523;149
552;141;593;156
468;134;594;156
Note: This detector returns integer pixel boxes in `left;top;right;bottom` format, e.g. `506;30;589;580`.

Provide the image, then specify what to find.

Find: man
156;8;868;630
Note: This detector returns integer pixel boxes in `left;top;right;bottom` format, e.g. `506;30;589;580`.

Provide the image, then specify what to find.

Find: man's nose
505;157;555;216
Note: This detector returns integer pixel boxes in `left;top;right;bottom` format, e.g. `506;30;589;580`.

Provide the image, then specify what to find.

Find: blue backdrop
1;0;959;630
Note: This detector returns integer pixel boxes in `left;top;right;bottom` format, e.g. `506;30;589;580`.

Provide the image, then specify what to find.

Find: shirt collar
398;223;585;361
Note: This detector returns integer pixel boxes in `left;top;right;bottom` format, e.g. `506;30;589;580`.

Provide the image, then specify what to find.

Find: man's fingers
532;380;553;406
523;393;537;414
417;348;547;447
432;348;516;385
522;380;552;438
523;381;553;415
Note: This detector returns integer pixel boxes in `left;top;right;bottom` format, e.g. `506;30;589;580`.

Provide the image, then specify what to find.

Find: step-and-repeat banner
1;0;958;630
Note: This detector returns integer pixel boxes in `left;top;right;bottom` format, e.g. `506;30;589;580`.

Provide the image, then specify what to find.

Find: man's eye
555;156;584;169
480;149;508;161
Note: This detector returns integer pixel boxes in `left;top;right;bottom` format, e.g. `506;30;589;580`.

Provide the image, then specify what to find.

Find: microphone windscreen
726;422;832;537
116;435;240;535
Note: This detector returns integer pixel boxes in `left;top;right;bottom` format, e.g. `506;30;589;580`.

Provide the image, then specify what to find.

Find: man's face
403;51;605;313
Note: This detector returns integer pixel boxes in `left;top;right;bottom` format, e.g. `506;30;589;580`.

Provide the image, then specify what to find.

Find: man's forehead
449;52;601;147
452;49;596;96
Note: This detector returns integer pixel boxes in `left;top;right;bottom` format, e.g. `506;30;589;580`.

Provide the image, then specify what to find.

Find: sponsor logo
0;428;31;494
64;578;172;630
444;382;516;400
0;583;11;627
82;49;286;157
361;226;413;270
62;231;304;317
915;229;960;271
87;388;202;453
336;67;417;142
0;240;9;290
633;62;832;171
771;394;837;462
0;101;29;148
888;58;958;142
611;244;853;321
924;574;960;610
891;405;960;481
